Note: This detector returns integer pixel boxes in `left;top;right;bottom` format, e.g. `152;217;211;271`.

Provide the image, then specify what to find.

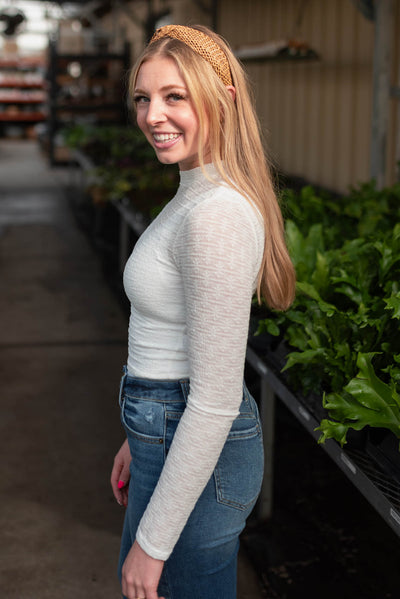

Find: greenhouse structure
1;1;400;598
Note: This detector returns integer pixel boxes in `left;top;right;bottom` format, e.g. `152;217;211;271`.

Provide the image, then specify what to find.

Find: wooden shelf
0;113;46;122
0;58;44;69
0;81;45;89
0;95;46;103
0;56;47;136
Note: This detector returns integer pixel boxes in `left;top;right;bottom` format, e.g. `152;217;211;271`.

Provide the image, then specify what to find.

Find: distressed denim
117;367;264;599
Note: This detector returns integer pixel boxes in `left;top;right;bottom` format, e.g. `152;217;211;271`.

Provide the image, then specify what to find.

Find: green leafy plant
318;353;400;447
257;184;400;446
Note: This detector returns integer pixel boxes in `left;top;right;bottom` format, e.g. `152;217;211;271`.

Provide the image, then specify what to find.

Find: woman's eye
133;95;149;104
167;93;185;102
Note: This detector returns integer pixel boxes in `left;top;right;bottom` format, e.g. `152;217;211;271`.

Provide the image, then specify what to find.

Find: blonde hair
130;25;296;310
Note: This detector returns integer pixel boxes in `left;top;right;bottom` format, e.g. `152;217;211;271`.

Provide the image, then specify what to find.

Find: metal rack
47;41;130;165
246;344;400;538
0;56;46;133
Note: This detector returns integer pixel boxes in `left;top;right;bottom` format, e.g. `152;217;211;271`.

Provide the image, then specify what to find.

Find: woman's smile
152;132;182;148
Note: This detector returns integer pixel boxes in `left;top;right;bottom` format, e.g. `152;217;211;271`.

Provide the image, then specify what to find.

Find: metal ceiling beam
349;0;374;20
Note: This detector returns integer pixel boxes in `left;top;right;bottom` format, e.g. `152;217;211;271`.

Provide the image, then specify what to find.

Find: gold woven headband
150;25;233;86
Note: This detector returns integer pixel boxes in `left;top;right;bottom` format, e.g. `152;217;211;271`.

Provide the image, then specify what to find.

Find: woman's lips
152;133;182;148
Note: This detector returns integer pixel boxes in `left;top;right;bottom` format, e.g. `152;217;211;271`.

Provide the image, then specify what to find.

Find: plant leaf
384;293;400;319
317;354;400;444
282;348;325;371
296;282;336;315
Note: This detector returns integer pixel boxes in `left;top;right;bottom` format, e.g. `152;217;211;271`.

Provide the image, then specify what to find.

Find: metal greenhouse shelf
245;345;400;539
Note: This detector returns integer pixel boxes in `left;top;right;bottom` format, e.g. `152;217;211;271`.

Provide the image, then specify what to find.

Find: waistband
120;365;190;403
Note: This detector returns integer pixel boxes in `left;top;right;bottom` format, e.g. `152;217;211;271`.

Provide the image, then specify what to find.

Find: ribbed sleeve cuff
136;528;171;562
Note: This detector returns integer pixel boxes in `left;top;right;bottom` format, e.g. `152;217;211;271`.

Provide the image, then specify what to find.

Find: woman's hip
118;367;264;513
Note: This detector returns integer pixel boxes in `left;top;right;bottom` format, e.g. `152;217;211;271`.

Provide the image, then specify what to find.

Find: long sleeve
135;191;264;560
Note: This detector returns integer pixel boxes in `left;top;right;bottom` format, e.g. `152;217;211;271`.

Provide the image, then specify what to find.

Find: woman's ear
226;85;236;102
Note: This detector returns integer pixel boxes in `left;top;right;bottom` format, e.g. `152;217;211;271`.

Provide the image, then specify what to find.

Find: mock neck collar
178;163;221;188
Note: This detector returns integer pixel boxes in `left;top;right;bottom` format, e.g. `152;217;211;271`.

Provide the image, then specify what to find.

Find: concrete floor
0;140;265;599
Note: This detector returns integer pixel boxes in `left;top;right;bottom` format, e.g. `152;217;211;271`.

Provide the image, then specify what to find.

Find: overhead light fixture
0;7;26;36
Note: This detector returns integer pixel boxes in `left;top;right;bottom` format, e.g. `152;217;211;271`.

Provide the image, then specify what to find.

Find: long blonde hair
130;25;296;310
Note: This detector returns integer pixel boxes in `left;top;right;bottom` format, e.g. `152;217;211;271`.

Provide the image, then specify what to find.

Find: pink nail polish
118;480;126;489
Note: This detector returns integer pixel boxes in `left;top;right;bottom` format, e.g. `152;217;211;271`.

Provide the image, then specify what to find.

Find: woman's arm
135;193;264;560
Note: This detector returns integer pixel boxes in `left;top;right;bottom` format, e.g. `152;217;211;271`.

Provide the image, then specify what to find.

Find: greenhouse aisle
0;139;264;599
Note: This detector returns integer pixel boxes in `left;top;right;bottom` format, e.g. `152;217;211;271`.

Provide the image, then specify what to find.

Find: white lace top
123;164;264;560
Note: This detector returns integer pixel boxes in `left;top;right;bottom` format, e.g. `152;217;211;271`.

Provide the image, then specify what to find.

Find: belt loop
243;380;249;402
118;365;128;407
179;379;190;402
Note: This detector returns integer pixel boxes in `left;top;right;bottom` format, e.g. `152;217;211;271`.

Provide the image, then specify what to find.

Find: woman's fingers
122;541;164;599
111;439;132;506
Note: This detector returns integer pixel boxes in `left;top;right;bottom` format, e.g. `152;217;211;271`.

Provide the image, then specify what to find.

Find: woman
110;24;295;599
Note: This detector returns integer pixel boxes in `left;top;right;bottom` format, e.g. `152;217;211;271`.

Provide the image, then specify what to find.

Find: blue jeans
117;368;264;599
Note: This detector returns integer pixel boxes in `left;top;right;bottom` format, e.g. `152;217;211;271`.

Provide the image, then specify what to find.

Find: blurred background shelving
0;54;46;136
46;40;130;164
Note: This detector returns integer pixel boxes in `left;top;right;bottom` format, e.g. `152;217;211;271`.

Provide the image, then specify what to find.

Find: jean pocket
214;424;264;511
121;395;165;444
227;389;262;440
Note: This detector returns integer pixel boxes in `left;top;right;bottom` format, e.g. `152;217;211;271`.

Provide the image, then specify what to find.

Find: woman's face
134;56;208;171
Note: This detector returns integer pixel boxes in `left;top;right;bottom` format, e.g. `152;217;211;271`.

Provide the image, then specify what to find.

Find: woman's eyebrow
134;84;187;94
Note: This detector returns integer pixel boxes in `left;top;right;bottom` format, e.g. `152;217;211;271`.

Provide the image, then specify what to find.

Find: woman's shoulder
172;182;264;270
186;183;264;236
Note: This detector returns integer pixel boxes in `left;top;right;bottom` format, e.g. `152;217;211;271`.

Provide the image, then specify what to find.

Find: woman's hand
122;540;165;599
111;438;131;507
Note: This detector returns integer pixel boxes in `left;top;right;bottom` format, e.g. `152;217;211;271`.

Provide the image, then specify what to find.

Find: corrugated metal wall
219;0;399;193
388;0;400;184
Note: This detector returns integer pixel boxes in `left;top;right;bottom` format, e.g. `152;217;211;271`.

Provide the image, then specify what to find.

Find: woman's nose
146;99;166;126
